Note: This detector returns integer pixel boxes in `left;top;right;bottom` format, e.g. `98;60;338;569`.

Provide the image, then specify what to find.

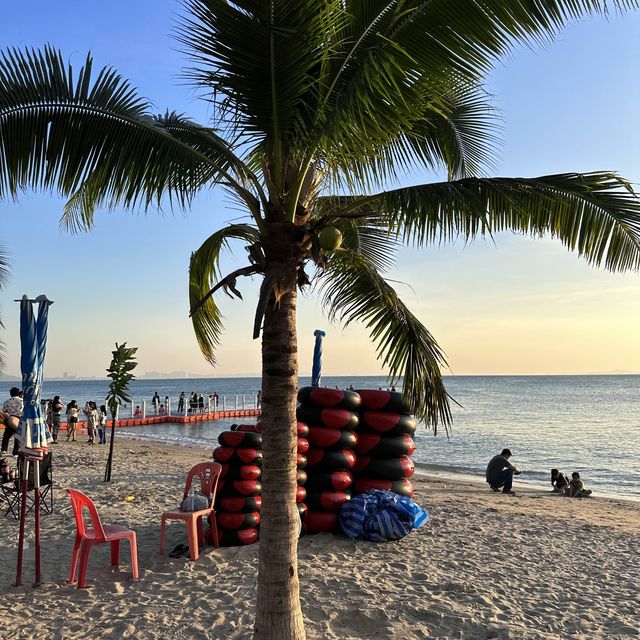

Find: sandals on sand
169;543;190;558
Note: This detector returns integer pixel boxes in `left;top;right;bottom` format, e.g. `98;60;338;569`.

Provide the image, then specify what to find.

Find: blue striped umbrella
15;295;53;455
311;330;325;388
15;294;53;588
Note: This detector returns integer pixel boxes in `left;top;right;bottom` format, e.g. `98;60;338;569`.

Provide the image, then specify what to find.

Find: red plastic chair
66;488;139;588
160;462;222;561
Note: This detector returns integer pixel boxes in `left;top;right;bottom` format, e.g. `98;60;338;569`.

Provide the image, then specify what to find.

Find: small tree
104;342;138;482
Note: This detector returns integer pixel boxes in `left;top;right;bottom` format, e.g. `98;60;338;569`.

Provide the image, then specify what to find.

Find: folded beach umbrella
15;295;53;454
15;294;53;587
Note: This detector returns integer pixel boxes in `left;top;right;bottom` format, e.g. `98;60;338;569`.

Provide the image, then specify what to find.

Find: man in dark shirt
486;448;521;495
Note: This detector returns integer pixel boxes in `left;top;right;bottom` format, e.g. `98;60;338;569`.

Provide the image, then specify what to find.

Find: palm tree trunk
254;267;305;640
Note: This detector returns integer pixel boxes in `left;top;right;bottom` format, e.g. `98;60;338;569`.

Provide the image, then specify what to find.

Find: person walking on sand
1;387;23;456
486;448;522;495
66;400;79;441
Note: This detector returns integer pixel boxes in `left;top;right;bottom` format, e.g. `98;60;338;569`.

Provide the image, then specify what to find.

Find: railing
122;394;261;419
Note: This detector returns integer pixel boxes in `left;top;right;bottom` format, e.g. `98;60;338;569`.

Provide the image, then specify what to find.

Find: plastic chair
66;488;139;588
160;462;222;561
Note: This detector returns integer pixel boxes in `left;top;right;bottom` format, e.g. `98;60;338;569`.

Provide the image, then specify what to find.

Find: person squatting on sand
551;469;570;493
568;472;593;498
486;448;522;495
1;387;23;456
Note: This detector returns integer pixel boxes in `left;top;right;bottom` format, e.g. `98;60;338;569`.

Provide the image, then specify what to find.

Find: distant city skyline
1;2;639;379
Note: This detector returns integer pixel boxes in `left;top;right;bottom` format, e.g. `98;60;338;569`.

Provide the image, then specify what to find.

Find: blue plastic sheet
339;489;429;542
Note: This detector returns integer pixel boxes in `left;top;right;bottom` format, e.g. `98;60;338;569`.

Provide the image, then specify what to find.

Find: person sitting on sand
567;472;592;498
551;468;570;493
486;448;522;495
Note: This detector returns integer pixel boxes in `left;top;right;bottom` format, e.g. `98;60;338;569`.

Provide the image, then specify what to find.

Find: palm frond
357;172;640;272
0;47;254;223
317;252;452;431
189;224;260;364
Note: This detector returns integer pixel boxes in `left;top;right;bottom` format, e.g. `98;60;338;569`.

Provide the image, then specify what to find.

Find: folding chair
1;452;53;519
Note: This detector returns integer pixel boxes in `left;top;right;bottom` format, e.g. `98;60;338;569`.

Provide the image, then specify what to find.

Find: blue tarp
339;489;429;542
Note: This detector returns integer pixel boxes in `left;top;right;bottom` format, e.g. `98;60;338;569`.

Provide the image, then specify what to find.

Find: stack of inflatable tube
210;426;262;546
297;387;361;534
353;390;417;498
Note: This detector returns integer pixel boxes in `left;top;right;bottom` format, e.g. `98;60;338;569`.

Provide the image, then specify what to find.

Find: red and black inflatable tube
306;427;357;450
297;437;310;454
217;479;262;498
217;495;262;513
354;433;416;458
354;477;414;498
220;464;262;481
208;527;259;547
359;411;417;436
297;422;310;438
353;455;415;480
306;448;356;470
213;446;262;466
298;387;361;411
305;470;353;492
304;511;340;534
218;430;263;448
296;406;359;430
355;389;410;413
297;469;308;486
296;486;307;503
297;453;307;469
233;424;261;433
305;490;351;512
217;511;261;530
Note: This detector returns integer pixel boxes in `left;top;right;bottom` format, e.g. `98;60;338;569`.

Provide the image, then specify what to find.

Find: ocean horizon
2;374;638;500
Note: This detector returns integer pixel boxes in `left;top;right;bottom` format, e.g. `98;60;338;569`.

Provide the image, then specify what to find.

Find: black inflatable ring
213;446;262;466
218;430;263;448
354;433;416;458
359;411;417;436
296;406;359;430
306;448;356;470
354;477;414;498
305;470;353;492
305;490;352;512
306;427;357;450
220;464;262;481
217;511;261;530
355;389;409;413
217;479;262;497
353;455;415;480
298;387;362;411
217;495;262;513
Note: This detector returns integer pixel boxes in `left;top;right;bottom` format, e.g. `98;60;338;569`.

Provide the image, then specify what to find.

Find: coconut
318;226;342;251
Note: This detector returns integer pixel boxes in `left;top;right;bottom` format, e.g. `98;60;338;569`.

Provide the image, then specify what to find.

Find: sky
1;1;639;379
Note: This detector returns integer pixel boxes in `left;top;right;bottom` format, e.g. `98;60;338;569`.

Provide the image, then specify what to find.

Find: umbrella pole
34;458;41;587
15;455;29;587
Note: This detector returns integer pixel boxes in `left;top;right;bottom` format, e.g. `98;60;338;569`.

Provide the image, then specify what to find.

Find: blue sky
1;2;639;378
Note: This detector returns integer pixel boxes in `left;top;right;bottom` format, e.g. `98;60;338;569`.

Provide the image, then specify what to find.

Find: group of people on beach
486;448;593;498
0;388;108;454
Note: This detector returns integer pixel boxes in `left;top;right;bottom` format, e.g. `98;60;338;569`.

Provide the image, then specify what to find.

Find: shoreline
1;440;638;639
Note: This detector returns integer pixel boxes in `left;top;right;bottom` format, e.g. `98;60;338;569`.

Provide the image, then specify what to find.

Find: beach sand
1;439;638;639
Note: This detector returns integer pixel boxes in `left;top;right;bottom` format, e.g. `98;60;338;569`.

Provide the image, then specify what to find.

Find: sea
3;374;638;501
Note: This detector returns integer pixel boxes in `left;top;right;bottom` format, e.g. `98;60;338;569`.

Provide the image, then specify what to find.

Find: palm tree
1;2;640;637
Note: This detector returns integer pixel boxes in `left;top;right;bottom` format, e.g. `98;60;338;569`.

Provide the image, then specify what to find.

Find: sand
1;439;639;639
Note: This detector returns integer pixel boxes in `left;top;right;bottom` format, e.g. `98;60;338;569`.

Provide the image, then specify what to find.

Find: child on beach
568;472;593;498
85;401;98;445
551;469;570;493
